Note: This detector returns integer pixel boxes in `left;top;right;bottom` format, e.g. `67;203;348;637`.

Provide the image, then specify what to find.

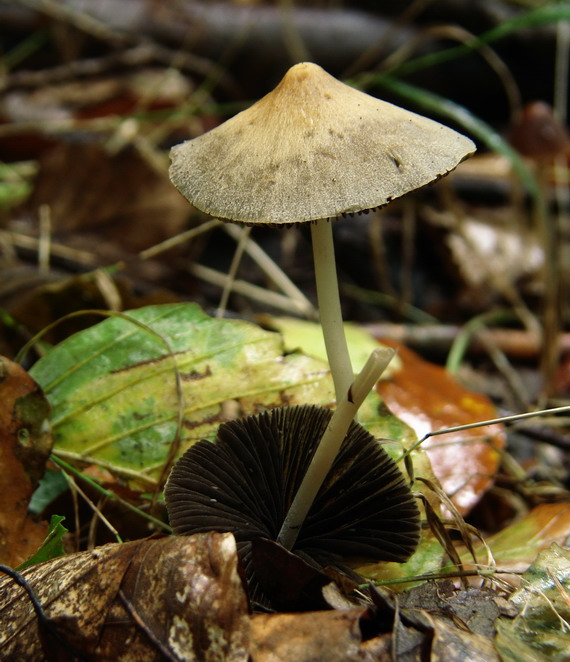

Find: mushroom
165;401;421;606
170;61;476;402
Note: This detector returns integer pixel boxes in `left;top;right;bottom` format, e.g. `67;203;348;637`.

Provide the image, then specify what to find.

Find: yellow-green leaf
30;303;334;489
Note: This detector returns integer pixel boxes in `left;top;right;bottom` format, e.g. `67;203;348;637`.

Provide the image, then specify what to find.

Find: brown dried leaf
407;611;501;662
25;141;189;252
250;608;392;662
0;533;249;661
370;583;503;661
0;356;52;567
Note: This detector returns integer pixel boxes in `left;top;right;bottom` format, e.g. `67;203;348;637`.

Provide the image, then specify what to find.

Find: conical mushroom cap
170;62;475;225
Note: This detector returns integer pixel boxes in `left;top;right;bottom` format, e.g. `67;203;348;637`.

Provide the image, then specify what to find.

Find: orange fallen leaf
0;356;53;567
377;341;505;514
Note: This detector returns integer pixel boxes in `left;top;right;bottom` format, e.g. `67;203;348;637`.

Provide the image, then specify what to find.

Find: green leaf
30;303;337;489
17;515;68;570
260;315;401;377
30;304;422;494
28;468;69;514
357;529;445;590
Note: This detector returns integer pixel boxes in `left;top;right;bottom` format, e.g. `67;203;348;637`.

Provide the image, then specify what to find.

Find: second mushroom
170;61;475;402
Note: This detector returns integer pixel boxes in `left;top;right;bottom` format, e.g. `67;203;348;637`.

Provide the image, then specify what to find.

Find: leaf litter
0;306;568;659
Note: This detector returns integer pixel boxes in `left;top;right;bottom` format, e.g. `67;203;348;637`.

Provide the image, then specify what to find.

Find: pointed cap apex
170;62;475;225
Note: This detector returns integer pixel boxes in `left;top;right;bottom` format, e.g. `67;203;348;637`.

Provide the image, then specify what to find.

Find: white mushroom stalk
277;346;396;550
311;219;353;401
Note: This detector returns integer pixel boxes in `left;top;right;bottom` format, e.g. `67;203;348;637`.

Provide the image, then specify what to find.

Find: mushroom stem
310;219;354;402
277;346;396;550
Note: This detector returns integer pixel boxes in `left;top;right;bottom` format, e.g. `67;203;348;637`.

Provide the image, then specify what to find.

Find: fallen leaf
249;608;392;662
24;141;189;252
495;543;570;662
0;356;52;567
473;503;570;574
29;303;335;490
370;582;502;661
376;340;505;513
357;529;445;591
259;315;401;377
412;610;501;661
0;532;249;661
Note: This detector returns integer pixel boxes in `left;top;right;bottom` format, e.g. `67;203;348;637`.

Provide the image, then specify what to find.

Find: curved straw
277;346;396;549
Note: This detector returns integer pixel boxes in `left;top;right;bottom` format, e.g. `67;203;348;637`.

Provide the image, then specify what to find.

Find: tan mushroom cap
170;62;476;225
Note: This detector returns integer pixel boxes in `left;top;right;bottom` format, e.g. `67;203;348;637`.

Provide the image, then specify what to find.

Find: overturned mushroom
165;403;420;605
170;61;475;401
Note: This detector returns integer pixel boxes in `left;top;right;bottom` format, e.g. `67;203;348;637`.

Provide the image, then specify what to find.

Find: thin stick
311;219;354;402
277;347;395;549
217;226;251;317
38;204;51;273
51;455;171;532
423;405;570;440
61;471;123;543
188;262;310;315
400;405;570;463
223;223;316;318
139;218;222;259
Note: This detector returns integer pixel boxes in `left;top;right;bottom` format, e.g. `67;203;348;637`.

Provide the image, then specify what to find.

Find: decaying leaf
408;610;501;662
249;581;504;661
25;141;189;253
462;503;570;575
0;533;249;661
424;205;542;295
495;543;570;662
0;356;52;567
357;529;446;590
249;608;392;662
29;303;336;490
377;340;505;513
368;582;504;661
259;315;402;378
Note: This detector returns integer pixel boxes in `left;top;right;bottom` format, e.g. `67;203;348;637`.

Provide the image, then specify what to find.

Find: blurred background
0;0;569;409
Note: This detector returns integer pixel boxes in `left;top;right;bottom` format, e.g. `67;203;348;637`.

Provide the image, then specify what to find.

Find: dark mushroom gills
165;398;421;602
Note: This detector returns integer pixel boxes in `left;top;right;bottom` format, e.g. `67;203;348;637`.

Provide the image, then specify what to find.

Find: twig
14;0;133;46
217;226;251;317
363;322;570;359
3;230;99;266
139;219;222;259
3;43;239;96
223;223;316;319
188;262;313;316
